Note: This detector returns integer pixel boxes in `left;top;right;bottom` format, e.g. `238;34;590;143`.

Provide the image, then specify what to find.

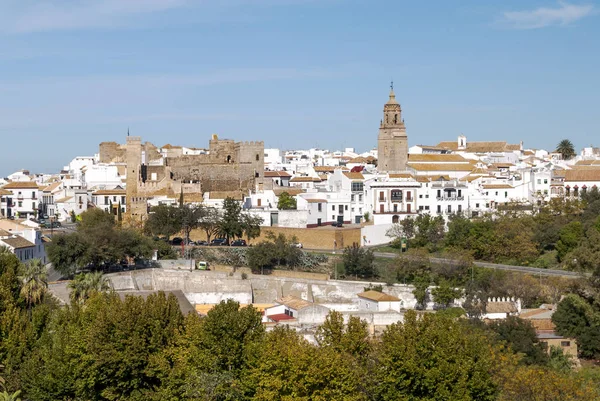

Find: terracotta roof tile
0;236;35;249
357;290;400;302
276;295;312;310
565;168;600;182
408;154;468;162
410;163;475;172
343;172;365;180
436;141;521;153
2;182;40;189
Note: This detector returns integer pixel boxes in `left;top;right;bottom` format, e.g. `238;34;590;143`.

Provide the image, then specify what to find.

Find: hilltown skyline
1;1;599;175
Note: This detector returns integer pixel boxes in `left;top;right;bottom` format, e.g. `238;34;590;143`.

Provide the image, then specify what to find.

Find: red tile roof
268;313;296;322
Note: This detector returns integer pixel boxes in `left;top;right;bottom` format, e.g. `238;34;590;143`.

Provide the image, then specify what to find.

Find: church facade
377;85;408;172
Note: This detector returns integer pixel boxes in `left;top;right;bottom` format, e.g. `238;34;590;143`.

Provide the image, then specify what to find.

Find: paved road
308;249;586;279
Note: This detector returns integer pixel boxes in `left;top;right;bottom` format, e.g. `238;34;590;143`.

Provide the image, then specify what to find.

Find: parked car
291;242;303;248
210;238;229;246
196;240;209;246
331;221;343;228
231;239;247;247
171;237;184;246
196;261;210;270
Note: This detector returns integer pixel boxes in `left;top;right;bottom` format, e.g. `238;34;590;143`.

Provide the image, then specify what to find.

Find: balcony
436;196;465;201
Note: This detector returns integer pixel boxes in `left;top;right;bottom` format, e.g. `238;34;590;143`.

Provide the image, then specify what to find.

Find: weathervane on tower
390;80;394;91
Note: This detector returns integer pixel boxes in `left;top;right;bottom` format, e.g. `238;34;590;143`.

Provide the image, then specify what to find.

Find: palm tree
68;272;110;304
556;139;576;160
19;259;48;310
0;390;21;401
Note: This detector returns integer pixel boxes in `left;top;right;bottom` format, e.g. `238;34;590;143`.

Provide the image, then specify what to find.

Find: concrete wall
190;225;362;250
361;223;393;246
106;269;422;309
277;210;309;228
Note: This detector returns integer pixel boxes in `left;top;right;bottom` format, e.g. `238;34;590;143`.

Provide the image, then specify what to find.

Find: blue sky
0;0;598;176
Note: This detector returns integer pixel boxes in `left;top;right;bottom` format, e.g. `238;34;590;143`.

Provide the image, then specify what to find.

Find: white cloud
500;1;594;29
0;0;190;33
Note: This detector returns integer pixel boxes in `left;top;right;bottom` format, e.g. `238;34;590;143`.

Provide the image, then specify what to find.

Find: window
351;207;355;212
437;205;441;213
486;203;489;208
332;205;335;211
344;205;348;211
537;179;541;184
505;191;508;198
476;203;480;208
32;202;36;210
351;194;355;202
437;190;441;198
379;191;385;201
544;190;548;195
419;206;423;211
113;196;117;202
425;206;430;210
122;196;126;204
18;201;22;207
495;192;498;196
359;194;363;202
419;194;423;199
318;203;322;212
351;182;364;192
447;205;452;213
561;341;570;347
425;194;429;198
458;190;462;197
332;215;335;220
104;196;109;204
458;205;462;212
256;154;260;161
391;190;403;201
544;179;548;184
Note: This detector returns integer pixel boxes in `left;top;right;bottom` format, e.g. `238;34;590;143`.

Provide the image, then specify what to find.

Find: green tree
179;204;206;243
556;139;576;160
144;204;183;240
18;259;47;311
315;311;371;358
68;272;110;304
412;274;430;309
117;202;123;223
241;213;263;243
375;311;507;401
431;280;462;309
488;316;548;366
46;232;88;277
277;192;297;210
552;294;600;359
246;232;302;273
247;326;367;401
198;207;221;243
217;197;243;241
196;299;264;373
342;243;375;278
556;221;584;262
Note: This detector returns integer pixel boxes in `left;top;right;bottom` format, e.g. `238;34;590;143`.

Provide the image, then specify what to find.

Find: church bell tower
377;82;408;172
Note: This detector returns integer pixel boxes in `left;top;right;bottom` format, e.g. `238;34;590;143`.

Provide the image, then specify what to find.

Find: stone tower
125;136;142;213
377;84;408;172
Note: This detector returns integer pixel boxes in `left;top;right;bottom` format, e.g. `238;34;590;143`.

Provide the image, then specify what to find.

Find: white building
365;175;420;225
357;290;402;312
0;181;41;219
